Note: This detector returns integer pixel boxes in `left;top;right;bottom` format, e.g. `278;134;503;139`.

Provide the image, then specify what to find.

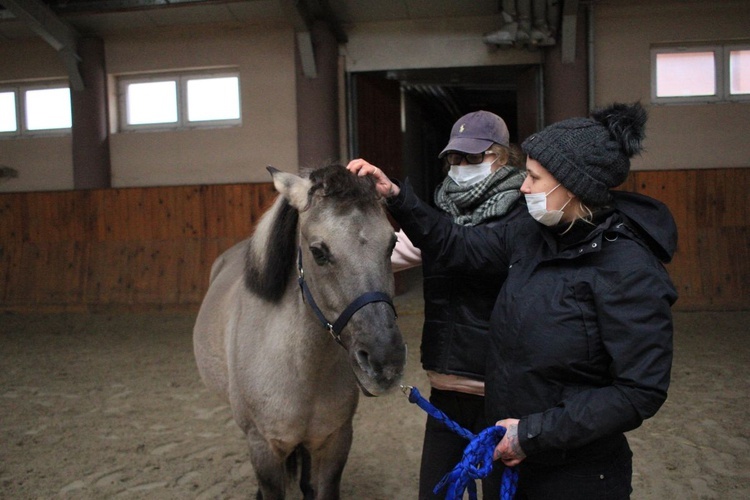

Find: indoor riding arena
2;1;749;499
1;178;748;498
1;270;748;499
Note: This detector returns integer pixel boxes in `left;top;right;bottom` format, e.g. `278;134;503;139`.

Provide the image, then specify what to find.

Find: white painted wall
594;0;750;170
2;1;748;193
0;24;298;192
0;40;74;192
106;24;297;187
343;15;541;72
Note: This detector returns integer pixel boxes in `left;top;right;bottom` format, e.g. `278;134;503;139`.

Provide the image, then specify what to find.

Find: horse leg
246;428;287;500
308;420;354;500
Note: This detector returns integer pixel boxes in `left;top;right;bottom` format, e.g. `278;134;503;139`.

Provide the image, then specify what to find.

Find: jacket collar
538;209;619;258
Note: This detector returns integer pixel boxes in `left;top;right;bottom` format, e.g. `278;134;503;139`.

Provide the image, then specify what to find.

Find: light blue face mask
447;157;498;187
524;183;572;226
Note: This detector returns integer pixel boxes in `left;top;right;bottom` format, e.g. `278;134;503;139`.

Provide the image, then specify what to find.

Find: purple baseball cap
439;111;510;157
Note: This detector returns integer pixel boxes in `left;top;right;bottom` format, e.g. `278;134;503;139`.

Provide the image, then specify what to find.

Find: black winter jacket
389;179;678;465
419;203;527;381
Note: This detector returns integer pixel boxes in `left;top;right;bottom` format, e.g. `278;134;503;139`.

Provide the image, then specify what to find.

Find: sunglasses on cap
444;151;495;166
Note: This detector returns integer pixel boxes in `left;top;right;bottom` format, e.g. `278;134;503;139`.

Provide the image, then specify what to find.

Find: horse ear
267;166;311;211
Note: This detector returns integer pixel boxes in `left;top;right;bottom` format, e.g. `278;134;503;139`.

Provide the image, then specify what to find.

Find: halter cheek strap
297;249;397;345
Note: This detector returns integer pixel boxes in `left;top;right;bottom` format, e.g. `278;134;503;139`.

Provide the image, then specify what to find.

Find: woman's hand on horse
346;159;400;198
493;418;526;467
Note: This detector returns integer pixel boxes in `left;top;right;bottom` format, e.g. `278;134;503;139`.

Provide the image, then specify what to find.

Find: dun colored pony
194;165;406;499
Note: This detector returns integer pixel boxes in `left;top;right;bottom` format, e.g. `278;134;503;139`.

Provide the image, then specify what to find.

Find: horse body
194;165;406;499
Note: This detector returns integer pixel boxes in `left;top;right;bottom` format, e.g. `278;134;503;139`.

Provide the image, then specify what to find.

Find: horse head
269;164;406;396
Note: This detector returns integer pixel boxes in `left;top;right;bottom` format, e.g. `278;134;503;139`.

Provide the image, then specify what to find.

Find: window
652;44;750;104
0;91;16;133
0;82;72;137
118;71;241;131
728;47;750;96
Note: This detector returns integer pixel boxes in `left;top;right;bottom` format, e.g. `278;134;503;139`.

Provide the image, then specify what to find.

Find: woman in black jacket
348;102;677;499
390;110;526;499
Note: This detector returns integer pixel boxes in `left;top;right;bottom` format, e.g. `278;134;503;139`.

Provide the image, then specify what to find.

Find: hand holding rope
402;385;519;500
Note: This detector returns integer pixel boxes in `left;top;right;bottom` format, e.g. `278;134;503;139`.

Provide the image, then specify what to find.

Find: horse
193;164;407;499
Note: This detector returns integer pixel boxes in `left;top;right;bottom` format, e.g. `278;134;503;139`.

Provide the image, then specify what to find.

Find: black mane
244;164;380;302
244;198;298;302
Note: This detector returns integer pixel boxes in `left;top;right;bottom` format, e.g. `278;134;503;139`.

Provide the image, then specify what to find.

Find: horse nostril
356;349;370;367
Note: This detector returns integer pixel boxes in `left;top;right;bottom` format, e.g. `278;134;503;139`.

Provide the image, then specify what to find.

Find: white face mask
524;183;572;226
447;157;498;187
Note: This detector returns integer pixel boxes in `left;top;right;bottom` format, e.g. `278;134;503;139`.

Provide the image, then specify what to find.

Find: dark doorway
349;65;540;203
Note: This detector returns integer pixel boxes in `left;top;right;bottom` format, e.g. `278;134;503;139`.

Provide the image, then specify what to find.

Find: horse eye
309;244;330;265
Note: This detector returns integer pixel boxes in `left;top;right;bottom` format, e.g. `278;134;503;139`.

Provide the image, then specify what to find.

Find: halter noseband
297;248;397;346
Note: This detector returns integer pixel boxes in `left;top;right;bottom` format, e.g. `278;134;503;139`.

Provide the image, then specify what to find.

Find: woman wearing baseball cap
349;102;677;498
389;110;526;498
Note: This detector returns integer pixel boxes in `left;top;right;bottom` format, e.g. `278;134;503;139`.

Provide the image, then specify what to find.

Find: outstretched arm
346;159;400;198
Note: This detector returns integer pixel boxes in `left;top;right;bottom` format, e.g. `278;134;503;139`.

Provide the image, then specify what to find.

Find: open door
349;73;403;180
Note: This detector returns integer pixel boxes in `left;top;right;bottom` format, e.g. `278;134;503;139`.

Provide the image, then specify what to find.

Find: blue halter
297;248;397;345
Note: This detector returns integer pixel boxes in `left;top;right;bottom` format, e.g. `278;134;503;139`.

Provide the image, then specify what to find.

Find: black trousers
515;439;633;500
418;388;505;499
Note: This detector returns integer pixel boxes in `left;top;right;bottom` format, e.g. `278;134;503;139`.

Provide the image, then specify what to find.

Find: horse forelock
244;196;298;302
308;164;382;214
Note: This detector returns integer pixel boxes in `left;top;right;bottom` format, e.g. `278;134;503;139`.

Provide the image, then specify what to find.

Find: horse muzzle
348;317;406;397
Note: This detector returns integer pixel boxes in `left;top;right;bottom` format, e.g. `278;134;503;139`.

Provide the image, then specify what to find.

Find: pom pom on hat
521;102;647;206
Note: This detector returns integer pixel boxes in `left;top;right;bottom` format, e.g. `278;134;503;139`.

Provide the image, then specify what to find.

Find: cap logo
459;124;465;133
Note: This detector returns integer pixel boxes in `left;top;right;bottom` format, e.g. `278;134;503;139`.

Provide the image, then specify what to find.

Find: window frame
0;86;20;137
651;43;750;105
117;70;242;132
725;44;750;101
0;80;72;138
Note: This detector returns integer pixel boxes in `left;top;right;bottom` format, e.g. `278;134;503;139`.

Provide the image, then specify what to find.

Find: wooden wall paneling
131;188;151;241
90;189;108;242
719;167;749;227
174;239;196;304
0;214;10;301
225;184;243;238
43;241;86;304
83;240;107;305
159;188;179;240
184;186;203;239
9;242;38;304
662;169;698;304
206;185;229;238
0;173;744;311
179;186;196;239
25;193;44;243
110;190;128;241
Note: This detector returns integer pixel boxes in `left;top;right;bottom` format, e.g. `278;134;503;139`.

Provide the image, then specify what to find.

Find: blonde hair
559;200;597;235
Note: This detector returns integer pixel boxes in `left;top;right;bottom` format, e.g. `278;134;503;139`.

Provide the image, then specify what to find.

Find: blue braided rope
406;386;518;500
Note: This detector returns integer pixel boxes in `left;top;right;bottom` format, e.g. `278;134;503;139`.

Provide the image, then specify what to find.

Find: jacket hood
611;191;678;263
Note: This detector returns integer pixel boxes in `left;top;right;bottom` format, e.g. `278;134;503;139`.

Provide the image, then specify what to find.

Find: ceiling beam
2;0;84;90
278;0;347;78
279;0;317;78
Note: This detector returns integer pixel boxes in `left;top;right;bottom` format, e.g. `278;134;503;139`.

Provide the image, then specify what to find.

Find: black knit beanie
521;102;647;206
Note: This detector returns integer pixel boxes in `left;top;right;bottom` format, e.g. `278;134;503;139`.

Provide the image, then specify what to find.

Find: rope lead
403;385;518;500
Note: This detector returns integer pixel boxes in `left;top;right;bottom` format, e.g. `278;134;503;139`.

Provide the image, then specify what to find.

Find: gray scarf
434;165;525;226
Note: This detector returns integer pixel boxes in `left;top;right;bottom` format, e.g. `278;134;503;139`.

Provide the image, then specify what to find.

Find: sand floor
1;279;748;499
